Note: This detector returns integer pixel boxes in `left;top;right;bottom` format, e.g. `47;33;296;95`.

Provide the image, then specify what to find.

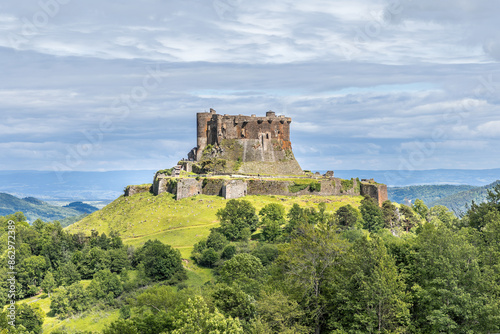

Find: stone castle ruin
185;109;303;175
125;109;388;205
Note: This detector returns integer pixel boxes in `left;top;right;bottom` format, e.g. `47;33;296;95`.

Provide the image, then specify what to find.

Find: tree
221;245;236;260
360;196;384;232
210;283;256;321
335;204;362;229
103;319;139;334
254;290;309;334
206;231;229;251
286;203;304;233
408;224;497;333
276;222;349;334
200;248;219;267
219;253;264;283
87;269;124;302
41;271;56;297
328;236;410;333
15;303;45;334
260;203;286;242
251;243;279;266
216;200;259;241
412;199;429;221
259;203;286;223
399;204;419;232
138;240;186;282
172;296;244;334
56;261;81;286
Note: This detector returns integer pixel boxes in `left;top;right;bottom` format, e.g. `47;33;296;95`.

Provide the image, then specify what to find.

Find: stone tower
188;109;303;175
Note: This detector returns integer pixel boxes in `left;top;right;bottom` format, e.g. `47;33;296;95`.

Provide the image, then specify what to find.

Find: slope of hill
67;192;363;258
388;185;476;205
0;193;98;223
430;180;500;216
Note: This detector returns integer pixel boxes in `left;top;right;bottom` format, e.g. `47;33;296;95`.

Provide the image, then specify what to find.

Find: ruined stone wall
201;178;225;196
124;184;152;196
176;179;203;200
360;183;388;206
223;180;247;199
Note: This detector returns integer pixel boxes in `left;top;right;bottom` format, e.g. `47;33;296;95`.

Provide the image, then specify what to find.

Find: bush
136;240;186;282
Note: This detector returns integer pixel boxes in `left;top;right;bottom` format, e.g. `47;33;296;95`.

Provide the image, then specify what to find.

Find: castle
124;109;388;206
186;109;303;175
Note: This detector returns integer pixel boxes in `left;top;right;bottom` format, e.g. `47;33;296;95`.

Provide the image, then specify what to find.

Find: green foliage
221;244;236;260
56;261;82;286
14;303;45;334
216;199;259;241
288;182;309;193
309;181;321;192
136;240;186;282
219;253;264;283
360;196;384;232
412;198;429;221
41;271;56;297
341;178;354;192
328;236;410;333
87;269;124;302
172;296;244;333
382;200;399;229
206;231;229;251
276;222;349;333
210;283;256;321
200;248;219;267
251;243;279;266
335;204;362;229
51;282;91;317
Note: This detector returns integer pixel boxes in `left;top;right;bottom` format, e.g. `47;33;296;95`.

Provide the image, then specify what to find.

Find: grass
67;192;363;253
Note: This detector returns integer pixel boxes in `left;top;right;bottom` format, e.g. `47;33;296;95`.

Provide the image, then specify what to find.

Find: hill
388;184;476;205
430;180;500;216
67;192;363;258
0;193;98;223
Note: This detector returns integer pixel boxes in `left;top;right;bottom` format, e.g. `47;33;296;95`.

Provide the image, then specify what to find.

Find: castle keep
187;109;303;175
125;109;388;206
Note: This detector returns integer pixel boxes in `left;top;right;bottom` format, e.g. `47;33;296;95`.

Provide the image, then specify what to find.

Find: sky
0;0;499;173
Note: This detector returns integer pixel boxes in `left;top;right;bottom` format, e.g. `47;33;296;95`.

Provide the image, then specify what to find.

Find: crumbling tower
188;109;303;175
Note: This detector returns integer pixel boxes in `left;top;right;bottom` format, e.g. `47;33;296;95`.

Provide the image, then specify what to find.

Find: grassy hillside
430;180;500;216
0;193;98;224
67;192;363;259
388;184;476;205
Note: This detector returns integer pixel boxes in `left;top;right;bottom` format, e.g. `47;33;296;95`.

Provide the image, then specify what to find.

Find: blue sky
0;0;499;172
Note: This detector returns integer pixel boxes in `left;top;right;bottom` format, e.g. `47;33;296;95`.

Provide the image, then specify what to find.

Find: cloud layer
0;0;499;172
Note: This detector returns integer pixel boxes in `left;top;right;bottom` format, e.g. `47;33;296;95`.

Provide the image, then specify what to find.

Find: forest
1;186;500;333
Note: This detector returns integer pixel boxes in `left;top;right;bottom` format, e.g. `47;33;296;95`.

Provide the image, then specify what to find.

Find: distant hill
0;193;98;223
430;180;500;216
388;185;476;205
333;168;500;187
0;170;157;200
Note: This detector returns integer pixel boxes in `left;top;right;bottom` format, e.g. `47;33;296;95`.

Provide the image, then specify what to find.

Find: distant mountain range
333;168;500;187
388;180;500;216
0;170;156;200
0;193;99;224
